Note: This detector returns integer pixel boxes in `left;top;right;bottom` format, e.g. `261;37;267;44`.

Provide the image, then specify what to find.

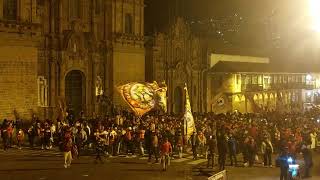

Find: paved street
0;148;319;180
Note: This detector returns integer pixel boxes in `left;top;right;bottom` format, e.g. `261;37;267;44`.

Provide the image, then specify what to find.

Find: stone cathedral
145;18;209;114
0;0;145;120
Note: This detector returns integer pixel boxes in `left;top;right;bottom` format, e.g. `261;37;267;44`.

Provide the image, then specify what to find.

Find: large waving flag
183;84;196;138
117;81;167;116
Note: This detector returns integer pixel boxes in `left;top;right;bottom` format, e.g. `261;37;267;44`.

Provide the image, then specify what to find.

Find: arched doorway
65;70;86;118
173;86;183;114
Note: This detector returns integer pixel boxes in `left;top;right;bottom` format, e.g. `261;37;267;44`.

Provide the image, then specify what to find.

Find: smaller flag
183;84;196;138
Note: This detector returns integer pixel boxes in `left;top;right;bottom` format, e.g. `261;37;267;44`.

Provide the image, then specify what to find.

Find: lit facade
146;18;209;114
208;59;320;114
0;0;145;120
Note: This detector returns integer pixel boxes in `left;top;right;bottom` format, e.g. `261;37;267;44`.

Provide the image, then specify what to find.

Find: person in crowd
7;121;14;148
217;128;227;171
310;130;317;151
17;128;25;150
160;137;172;171
278;147;290;180
247;136;257;167
301;141;313;178
150;131;159;163
175;130;183;159
274;126;281;153
63;128;73;168
197;131;207;158
75;126;87;158
94;127;107;163
27;124;35;148
228;133;237;166
261;136;273;167
44;122;52;150
138;126;145;156
125;127;134;155
145;128;152;162
191;131;198;160
207;135;217;168
1;119;9;151
109;127;117;156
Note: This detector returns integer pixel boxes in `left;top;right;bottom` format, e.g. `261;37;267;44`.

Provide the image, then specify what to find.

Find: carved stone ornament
96;76;103;96
175;61;187;83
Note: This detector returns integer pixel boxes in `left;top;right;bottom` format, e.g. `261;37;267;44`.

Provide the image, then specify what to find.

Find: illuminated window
125;13;133;34
252;75;258;84
258;75;263;84
245;75;251;84
283;75;288;84
241;75;246;85
3;0;17;21
302;75;306;83
273;75;278;83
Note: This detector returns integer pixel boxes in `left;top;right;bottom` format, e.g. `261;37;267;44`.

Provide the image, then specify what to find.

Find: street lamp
309;0;320;32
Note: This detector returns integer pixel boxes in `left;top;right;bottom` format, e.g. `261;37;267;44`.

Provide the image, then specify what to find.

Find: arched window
3;0;17;21
125;13;133;34
70;0;80;19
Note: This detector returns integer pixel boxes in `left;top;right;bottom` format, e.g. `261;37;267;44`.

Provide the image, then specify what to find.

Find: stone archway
173;86;183;115
65;70;86;118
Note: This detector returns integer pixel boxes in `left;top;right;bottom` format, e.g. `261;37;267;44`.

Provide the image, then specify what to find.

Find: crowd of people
0;108;319;175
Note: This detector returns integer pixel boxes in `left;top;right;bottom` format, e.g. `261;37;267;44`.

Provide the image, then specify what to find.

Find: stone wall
112;47;145;105
0;46;38;120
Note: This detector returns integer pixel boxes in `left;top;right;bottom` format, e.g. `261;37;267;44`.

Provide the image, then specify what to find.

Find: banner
117;81;167;116
184;84;196;138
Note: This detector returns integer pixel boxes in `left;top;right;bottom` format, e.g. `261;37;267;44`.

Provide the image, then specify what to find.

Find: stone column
92;55;98;115
0;0;3;19
49;59;56;117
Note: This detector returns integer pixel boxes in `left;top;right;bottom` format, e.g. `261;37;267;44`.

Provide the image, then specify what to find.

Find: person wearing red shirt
63;129;73;168
160;138;172;171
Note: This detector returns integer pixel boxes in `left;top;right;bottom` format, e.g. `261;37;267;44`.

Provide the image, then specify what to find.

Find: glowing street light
309;0;320;32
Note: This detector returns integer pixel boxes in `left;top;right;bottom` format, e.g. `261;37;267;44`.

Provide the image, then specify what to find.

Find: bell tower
108;0;146;105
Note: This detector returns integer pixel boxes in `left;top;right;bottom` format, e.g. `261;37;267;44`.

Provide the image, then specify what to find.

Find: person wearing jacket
228;133;237;166
278;147;291;180
207;135;217;168
63;129;73;168
261;137;273;167
217;129;227;171
247;136;257;167
301;141;313;178
191;131;198;160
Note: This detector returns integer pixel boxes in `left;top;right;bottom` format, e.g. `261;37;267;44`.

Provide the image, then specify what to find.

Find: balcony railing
241;84;263;92
241;83;317;91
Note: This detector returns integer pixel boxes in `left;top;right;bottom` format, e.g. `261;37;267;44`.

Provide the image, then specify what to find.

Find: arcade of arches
231;91;301;113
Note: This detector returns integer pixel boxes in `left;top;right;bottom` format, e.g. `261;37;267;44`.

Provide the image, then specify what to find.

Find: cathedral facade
146;18;209;114
0;0;145;120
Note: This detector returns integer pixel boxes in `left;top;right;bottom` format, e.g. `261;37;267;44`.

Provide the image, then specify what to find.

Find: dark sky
145;0;318;61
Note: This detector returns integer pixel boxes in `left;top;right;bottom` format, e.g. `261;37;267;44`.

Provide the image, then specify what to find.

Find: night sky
145;0;319;62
